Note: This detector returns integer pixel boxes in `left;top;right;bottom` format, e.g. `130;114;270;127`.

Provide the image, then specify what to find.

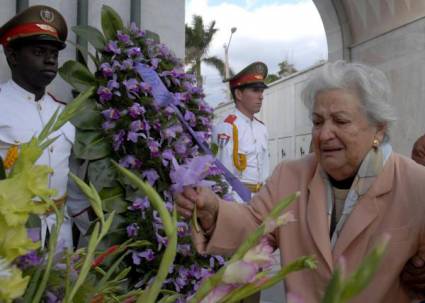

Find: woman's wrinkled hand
175;186;219;232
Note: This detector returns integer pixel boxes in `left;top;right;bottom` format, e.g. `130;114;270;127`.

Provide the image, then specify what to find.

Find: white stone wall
351;17;425;156
0;1;185;102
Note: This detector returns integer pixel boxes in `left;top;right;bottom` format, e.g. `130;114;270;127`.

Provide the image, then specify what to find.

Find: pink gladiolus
243;238;275;268
264;211;296;234
222;260;258;284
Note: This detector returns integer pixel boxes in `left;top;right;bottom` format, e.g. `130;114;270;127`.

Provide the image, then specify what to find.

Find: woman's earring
372;138;380;149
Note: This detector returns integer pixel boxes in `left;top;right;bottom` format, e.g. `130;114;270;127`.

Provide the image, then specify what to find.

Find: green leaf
210;143;219;156
100;186;128;214
59;60;96;92
67;40;100;67
73;130;111;160
72;25;106;50
321;267;343;303
146;30;160;43
88;158;117;191
101;5;124;41
71;101;103;130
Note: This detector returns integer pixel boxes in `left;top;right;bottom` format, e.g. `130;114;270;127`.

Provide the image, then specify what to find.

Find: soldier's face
8;41;60;90
235;87;264;115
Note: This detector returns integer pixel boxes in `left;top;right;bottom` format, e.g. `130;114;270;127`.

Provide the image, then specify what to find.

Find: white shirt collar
8;80;47;102
235;108;253;123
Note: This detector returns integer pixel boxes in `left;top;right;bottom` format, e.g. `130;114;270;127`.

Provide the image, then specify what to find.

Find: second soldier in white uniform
213;61;270;199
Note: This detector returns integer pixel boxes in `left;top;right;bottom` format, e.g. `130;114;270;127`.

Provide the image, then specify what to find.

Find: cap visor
10;35;66;50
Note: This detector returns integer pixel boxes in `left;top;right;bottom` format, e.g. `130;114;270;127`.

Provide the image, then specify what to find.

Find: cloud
185;0;328;107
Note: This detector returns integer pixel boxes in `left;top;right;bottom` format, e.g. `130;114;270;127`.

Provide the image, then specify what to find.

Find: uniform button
27;96;31;100
50;146;54;153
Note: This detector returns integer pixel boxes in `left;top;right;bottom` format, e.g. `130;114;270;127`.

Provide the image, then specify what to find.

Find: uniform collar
235;108;253;123
8;80;47;102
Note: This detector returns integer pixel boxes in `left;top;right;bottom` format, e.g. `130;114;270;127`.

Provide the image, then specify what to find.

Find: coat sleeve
192;161;285;255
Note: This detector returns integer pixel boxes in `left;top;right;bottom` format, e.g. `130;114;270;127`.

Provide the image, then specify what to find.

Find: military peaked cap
0;5;67;49
228;61;268;90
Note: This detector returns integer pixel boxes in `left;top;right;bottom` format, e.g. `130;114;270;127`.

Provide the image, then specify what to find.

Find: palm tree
185;15;233;87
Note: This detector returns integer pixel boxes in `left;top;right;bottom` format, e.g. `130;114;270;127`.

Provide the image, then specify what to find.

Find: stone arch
312;0;351;62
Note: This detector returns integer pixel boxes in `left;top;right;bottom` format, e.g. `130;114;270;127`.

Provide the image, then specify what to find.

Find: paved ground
260;250;287;303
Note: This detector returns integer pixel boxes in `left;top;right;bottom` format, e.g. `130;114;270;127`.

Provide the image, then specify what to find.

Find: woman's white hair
301;60;397;141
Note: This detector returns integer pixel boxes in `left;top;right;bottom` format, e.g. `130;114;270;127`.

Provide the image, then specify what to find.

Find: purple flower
97;86;113;103
174;134;192;155
163;124;183;139
177;244;191;256
161;149;174;166
150;58;160;69
132;249;155;264
130;22;146;37
102;120;116;130
27;227;40;242
127;47;142;57
102;108;120;120
130;120;143;132
105;40;121;54
117;30;132;44
142;169;159;185
148;140;161;157
176;221;189;237
119;155;142;169
127;131;139;143
170;155;216;193
123;78;139;98
122;59;134;70
113;130;126;151
198;116;210;127
107;78;120;90
155;232;168;250
129;197;150;211
17;250;43;270
128;103;146;118
139;82;152;94
127;223;140;237
45;291;61;303
112;60;122;71
100;62;113;77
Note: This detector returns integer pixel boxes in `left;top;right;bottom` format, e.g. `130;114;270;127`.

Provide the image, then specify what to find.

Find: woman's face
312;89;385;180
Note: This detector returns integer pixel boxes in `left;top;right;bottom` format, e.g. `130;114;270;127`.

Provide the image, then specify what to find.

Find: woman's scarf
320;142;393;249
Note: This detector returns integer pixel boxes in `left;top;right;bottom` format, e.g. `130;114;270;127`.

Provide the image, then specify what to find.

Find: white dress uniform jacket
213;109;269;187
0;80;75;248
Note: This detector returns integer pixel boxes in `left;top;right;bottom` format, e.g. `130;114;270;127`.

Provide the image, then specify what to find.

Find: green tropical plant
185;15;232;86
277;59;298;77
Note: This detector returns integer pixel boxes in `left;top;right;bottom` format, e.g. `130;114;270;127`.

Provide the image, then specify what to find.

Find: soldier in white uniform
0;5;75;248
213;62;270;198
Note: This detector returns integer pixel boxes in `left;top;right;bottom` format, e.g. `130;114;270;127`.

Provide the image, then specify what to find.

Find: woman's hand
175;186;219;232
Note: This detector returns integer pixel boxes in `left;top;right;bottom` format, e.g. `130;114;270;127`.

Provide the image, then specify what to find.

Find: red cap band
230;73;264;89
0;22;58;45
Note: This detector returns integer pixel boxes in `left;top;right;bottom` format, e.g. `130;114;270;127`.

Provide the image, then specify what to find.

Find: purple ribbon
135;63;251;202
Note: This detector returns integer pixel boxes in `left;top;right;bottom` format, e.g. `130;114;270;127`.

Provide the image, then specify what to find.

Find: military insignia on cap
40;8;54;23
36;24;57;33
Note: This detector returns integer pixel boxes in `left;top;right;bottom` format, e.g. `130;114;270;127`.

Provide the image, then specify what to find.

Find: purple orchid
147;140;161;157
117;30;132;45
126;223;140;237
105;40;121;54
128;103;146;118
119;155;142;169
132;249;155;264
102;108;121;120
142;169;159;185
97;86;113;103
129;197;150;211
122;59;134;70
112;130;126;151
127;47;142;57
170;155;216;193
100;62;113;78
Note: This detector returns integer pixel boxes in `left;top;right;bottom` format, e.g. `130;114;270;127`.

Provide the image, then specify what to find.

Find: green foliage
72;25;106;51
58;61;97;92
101;5;124;41
73;130;111;160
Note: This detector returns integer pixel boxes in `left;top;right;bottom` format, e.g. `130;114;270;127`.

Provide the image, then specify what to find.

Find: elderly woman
176;61;425;302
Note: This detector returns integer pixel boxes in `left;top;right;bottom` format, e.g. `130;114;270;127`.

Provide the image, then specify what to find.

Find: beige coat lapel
307;167;333;271
334;155;395;258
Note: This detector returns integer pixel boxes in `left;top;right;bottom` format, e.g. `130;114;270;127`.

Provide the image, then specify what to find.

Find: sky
185;0;328;107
